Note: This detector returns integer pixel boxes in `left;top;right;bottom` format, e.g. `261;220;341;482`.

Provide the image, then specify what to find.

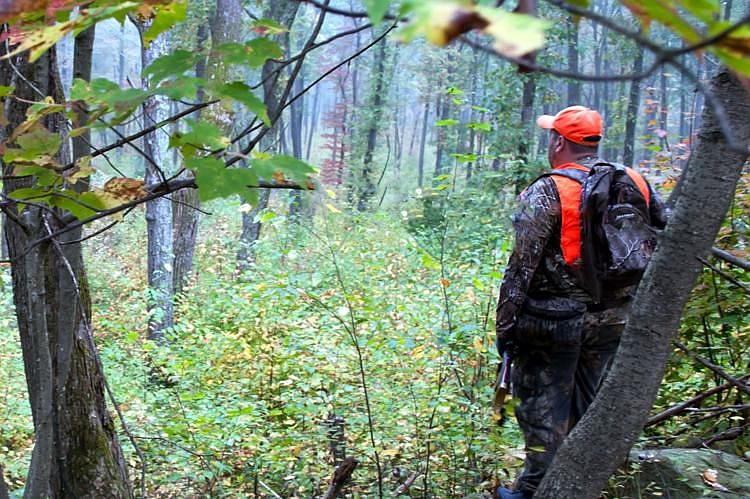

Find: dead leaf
701;468;729;492
102;177;147;202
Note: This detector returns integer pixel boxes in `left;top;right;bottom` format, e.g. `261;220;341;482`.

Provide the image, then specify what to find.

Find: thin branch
699;256;750;293
645;375;750;427
58;101;215;172
674;341;750;397
299;0;404;20
235;0;331;162
711;246;750;271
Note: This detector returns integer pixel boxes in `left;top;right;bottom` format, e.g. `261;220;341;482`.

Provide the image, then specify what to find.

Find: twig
699;256;750;293
645;375;750;427
674;341;750;396
227;23;398;167
258;479;283;499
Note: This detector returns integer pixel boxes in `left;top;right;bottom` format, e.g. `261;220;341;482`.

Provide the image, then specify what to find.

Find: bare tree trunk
237;1;300;270
659;66;669;149
172;22;208;295
518;73;536;193
566;17;580;105
138;23;174;341
357;33;388;211
305;83;320;161
417;101;430;188
537;67;750;499
289;70;305;218
1;40;132;499
623;45;644;166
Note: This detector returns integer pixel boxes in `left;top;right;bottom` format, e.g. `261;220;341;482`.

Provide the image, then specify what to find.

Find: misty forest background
1;0;749;497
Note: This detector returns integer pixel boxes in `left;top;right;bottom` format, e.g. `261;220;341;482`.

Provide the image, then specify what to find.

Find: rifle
492;351;512;425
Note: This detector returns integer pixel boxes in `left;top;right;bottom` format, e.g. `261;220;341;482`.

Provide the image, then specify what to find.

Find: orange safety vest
549;162;651;266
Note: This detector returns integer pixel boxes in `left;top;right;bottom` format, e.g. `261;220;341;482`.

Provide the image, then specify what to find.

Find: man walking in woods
494;106;669;499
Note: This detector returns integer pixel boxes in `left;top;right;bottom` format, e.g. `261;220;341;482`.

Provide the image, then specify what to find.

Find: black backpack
546;162;658;302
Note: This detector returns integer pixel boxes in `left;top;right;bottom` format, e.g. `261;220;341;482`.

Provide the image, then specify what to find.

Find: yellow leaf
473;336;484;354
325;203;341;214
440;278;450;287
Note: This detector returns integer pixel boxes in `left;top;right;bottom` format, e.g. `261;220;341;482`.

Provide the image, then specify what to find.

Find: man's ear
554;135;565;154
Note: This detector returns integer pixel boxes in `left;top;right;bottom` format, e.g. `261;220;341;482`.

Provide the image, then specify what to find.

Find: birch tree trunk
138;24;174;341
536;67;750;499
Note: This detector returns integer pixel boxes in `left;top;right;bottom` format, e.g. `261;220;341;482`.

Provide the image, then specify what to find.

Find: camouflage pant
511;307;627;494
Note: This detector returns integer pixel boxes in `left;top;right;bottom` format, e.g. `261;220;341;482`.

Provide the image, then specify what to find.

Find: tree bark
1;41;132;499
623;45;644;166
417;101;430;188
237;1;300;270
566;17;580;106
517;73;536;194
138;23;174;341
172;21;208;295
536;67;750;499
356;32;388;211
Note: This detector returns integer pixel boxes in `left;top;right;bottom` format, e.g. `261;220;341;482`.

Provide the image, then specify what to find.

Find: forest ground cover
2;170;749;497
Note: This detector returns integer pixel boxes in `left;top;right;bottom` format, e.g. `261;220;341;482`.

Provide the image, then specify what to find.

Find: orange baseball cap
537;106;602;146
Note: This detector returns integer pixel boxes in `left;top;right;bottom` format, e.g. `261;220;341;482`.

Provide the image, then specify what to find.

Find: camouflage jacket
495;158;670;346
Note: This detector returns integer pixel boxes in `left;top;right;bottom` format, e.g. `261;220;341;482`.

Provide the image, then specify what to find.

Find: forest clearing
0;0;749;498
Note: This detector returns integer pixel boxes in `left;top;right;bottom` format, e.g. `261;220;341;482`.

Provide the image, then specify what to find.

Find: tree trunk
172;22;208;295
356;33;388;211
536;67;750;499
566;17;580;106
417;101;430;188
305;83;320;161
289;70;305;218
623;45;644;166
517;74;536;193
659;65;669;149
237;1;300;270
1;42;132;499
138;24;174;341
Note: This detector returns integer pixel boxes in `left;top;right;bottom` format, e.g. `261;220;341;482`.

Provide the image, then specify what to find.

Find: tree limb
711;246;750;271
674;341;750;397
322;457;358;499
645;375;750;427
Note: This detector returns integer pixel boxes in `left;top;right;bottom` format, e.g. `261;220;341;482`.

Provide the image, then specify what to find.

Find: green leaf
144;49;196;84
155;77;205;100
250;155;316;183
476;6;549;58
0;85;14;97
214;82;269;126
12;165;60;187
142;1;187;46
251;18;288;36
8;188;51;207
436;119;460;127
49;191;99;221
15;126;62;158
364;0;392;24
467;121;491;132
186;157;259;205
216;38;284;68
172;120;230;158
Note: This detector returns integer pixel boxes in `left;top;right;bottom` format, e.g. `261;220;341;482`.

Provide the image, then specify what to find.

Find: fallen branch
322;457;358;499
699;257;750;293
645;375;750;427
701;424;749;446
